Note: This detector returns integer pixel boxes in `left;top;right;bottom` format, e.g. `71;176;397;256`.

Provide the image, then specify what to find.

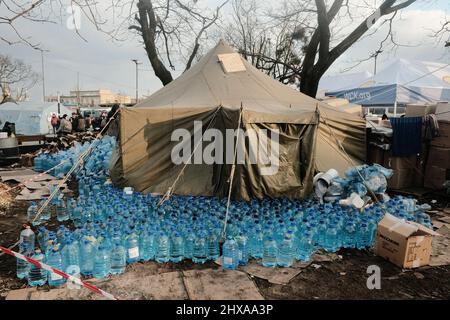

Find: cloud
0;1;448;101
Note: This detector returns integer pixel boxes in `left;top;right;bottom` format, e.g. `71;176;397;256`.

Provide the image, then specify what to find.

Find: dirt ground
1;178;449;300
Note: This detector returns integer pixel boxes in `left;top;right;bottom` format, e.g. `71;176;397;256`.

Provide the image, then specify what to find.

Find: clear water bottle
262;236;277;268
27;202;40;226
170;232;184;263
297;229;314;262
277;233;294;267
20;225;35;251
36;226;48;249
344;221;356;248
80;239;95;276
56;199;69;222
46;244;66;287
39;202;52;221
93;245;110;279
324;222;338;252
139;231;154;262
28;249;47;286
155;231;170;263
62;236;80;272
110;239;126;275
192;232;207;264
357;222;370;249
125;229;140;263
249;227;263;259
207;231;220;261
184;231;195;260
16;242;31;280
236;232;249;266
222;236;238;270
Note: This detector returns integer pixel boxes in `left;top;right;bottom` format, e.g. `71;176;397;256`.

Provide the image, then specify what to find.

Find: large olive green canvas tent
110;40;365;200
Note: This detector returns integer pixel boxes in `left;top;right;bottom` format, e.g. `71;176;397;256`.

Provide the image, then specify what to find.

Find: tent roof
371;59;450;88
317;71;373;95
0;101;63;112
134;40;328;122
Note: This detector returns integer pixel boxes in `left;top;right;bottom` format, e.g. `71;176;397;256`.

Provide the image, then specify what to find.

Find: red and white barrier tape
0;245;118;300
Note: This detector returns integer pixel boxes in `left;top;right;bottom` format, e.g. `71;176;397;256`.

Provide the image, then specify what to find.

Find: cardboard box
427;146;450;169
384;153;417;170
405;104;437;117
387;168;414;190
374;213;440;268
424;165;450;190
431;121;450;148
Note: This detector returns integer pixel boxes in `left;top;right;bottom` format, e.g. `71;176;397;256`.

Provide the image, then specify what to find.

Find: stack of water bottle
34;136;116;179
20;175;433;286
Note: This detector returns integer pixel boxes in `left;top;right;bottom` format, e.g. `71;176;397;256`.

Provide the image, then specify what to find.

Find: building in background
46;89;132;108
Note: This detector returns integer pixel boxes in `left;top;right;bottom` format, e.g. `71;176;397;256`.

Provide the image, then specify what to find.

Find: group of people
50;111;109;136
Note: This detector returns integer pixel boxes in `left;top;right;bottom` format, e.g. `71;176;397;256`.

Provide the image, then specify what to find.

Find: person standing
56;114;72;136
51;114;60;135
77;113;86;132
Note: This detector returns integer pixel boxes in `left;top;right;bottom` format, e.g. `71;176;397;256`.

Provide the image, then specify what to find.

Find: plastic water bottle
16;243;31;280
125;229;140;263
297;229;314;262
324;222;338;252
20;225;35;251
236;232;249;266
344;221;356;248
80;239;95;276
249;227;263;259
46;244;66;287
139;232;154;262
155;231;170;263
170;232;184;263
27;202;40;226
262;236;277;268
56;199;69;222
40;203;51;221
207;231;220;261
277;233;294;267
36;226;48;249
184;231;195;260
192;232;207;264
28;249;47;286
93;245;110;279
62;236;80;272
357;222;370;249
222;236;238;270
110;239;126;275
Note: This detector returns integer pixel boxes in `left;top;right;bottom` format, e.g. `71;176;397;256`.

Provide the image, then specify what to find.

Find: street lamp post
371;50;383;75
131;59;142;104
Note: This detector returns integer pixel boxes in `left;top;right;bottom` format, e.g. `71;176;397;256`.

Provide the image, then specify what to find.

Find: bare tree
223;0;418;97
0;55;38;104
223;0;308;86
0;0;228;86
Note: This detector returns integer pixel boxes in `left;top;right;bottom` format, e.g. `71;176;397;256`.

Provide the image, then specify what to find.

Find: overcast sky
1;0;449;101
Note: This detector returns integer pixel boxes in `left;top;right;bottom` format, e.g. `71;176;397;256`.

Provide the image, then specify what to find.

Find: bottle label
238;251;243;260
51;273;63;281
223;257;233;265
128;247;139;259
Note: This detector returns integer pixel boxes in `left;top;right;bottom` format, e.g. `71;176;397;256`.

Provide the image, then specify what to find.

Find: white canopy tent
326;59;450;116
0;101;71;135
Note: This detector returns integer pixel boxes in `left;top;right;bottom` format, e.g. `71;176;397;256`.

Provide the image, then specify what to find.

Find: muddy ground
1;179;449;300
